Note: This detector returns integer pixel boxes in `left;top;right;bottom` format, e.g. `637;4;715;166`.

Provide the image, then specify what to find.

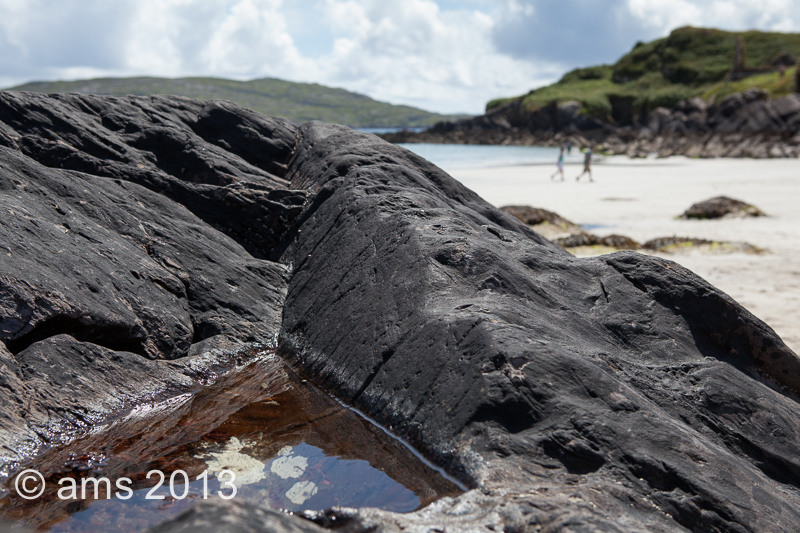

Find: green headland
487;26;800;122
4;76;458;129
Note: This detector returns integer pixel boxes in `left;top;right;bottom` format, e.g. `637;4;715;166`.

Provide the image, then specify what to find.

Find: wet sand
449;156;800;354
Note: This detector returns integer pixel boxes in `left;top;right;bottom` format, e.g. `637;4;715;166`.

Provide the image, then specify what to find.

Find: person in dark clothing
575;147;593;182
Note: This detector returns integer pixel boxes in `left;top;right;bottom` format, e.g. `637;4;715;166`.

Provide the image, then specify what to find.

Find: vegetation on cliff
487;27;800;123
4;76;457;129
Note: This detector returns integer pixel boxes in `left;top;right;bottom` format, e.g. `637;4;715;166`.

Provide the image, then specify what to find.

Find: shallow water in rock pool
0;350;462;532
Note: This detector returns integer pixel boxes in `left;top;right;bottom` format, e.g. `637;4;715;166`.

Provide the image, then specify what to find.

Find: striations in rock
1;93;800;532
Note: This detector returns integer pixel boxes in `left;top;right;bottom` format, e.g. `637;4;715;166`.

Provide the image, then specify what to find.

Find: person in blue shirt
551;146;565;181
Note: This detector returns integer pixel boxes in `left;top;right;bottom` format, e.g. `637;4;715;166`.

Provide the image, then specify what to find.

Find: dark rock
680;196;766;219
642;236;713;250
0;334;257;475
500;206;584;241
768;52;797;67
675;97;708;115
146;499;325;533
500;205;578;228
0;145;288;360
715;99;786;133
598;234;640;249
643;106;671;135
642;236;763;254
2;95;800;532
555;232;640;249
0;93;294;472
0;92;308;260
555;100;603;131
278;122;800;532
556;100;582;127
771;93;800;119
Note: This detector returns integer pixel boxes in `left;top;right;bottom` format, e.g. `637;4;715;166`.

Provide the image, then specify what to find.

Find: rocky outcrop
601;91;800;157
0;92;298;472
2;93;800;532
278;123;800;531
0;93;307;259
383;90;800;158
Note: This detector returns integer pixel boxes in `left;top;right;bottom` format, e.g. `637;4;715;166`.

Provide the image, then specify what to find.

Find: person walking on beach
565;140;573;154
576;147;593;182
551;146;565;181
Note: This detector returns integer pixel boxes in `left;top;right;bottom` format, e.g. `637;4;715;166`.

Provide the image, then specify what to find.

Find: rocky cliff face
2;93;800;532
384;90;800;158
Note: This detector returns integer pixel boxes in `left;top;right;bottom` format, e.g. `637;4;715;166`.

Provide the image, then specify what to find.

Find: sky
1;0;799;115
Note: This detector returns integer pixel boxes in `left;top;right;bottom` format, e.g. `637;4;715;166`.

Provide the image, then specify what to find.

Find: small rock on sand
680;196;766;219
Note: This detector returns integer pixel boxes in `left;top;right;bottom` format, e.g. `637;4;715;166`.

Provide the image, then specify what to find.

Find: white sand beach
449;157;800;354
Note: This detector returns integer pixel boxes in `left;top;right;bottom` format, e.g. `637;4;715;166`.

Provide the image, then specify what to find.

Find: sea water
1;350;462;532
397;143;584;171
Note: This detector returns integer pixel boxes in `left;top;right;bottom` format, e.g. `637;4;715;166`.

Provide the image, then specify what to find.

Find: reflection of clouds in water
267;445;317;506
270;445;308;479
203;436;266;487
285;480;318;505
198;441;421;512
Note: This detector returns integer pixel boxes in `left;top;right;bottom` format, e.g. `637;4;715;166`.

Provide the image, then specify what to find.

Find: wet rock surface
0;93;294;472
0;93;307;259
145;499;326;533
2;93;800;532
2;350;458;531
278;123;800;532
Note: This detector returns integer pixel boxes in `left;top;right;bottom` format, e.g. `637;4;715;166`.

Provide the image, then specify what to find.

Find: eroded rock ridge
1;93;799;532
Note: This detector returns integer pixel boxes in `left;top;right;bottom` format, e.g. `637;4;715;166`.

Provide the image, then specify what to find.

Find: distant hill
487;26;800;122
4;76;460;129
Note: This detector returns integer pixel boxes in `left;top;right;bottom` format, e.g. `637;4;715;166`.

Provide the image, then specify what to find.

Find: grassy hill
487;27;800;122
4;76;458;129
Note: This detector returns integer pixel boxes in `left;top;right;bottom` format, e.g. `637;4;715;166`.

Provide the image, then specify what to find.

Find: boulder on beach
500;205;577;227
2;93;800;532
555;232;640;249
500;205;582;239
680;195;766;219
642;236;764;254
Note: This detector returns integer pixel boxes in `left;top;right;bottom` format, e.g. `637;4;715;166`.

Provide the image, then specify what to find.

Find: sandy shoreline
449;156;800;354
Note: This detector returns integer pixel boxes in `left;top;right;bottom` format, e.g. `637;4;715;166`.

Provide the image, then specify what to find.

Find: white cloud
0;0;553;114
310;0;554;113
626;0;800;34
2;1;800;115
122;0;316;79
